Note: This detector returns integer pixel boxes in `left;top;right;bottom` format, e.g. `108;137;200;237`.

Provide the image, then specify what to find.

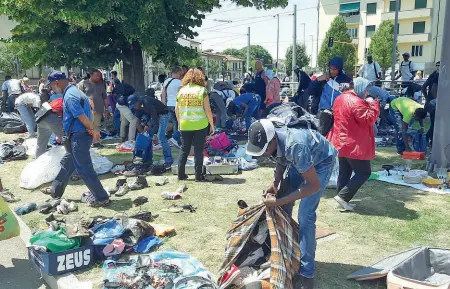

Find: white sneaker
169;138;181;149
334;195;355;212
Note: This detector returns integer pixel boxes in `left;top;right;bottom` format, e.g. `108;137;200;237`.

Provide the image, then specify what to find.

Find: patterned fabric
219;203;300;289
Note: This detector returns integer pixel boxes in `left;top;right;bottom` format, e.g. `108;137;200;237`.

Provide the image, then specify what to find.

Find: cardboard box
28;245;95;276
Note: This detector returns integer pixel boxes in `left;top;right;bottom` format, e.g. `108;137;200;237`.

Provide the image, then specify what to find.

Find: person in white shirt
15;92;41;138
396;52;416;83
357;55;381;83
159;66;182;164
2;76;23;112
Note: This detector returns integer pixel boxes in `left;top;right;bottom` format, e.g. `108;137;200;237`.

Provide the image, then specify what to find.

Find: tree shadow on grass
322;181;419;220
315;261;386;289
0;258;46;289
221;178;247;185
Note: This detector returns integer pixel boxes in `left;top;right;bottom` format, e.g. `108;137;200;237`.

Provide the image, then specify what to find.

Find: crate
402;152;425;160
205;157;239;175
28;245;95;276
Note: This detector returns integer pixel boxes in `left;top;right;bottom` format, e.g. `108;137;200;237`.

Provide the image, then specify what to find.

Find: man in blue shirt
227;88;261;131
46;71;110;207
246;119;337;289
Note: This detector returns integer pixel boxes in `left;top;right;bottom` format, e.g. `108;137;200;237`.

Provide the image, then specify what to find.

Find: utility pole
292;4;297;82
247;27;250;73
310;35;314;67
363;11;368;62
275;14;280;76
316;1;320;67
428;0;450;170
391;0;400;80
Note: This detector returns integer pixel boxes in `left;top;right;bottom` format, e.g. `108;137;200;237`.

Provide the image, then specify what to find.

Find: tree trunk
427;1;450;171
123;40;145;95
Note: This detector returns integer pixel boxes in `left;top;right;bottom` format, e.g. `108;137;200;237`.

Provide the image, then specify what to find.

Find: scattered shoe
133;196;149;206
161;191;182;200
92;143;104;148
44;213;66;223
103;239;125;257
155;177;169;186
175;184;187;194
56;200;78;215
162;203;197;213
116;183;130;197
40;187;52;195
220;264;241;288
163;163;172;171
129;176;149;190
15;203;37;215
37;199;61;214
333;195;355;212
1;191;20;203
81;192;96;203
123;169;140;177
109;178;127;194
204;175;224;182
87;199;111;207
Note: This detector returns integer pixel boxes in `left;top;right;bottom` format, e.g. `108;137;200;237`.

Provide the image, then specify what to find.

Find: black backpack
266;102;321;131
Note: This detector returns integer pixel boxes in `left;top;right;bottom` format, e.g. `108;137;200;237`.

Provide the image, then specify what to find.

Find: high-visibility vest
177;84;208;131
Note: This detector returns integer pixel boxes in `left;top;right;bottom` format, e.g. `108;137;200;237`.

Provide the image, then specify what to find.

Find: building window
367;3;377;14
412;45;423;57
347;28;358;38
366;25;376;37
339;2;361;16
415;0;427;9
389;0;401;12
413;21;426;33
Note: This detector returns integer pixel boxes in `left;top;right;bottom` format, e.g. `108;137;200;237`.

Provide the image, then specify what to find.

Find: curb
14;212;93;289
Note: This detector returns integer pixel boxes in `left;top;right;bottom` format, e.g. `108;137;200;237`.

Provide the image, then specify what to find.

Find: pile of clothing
0;140;27;162
218;201;300;289
103;250;217;289
205;133;237;157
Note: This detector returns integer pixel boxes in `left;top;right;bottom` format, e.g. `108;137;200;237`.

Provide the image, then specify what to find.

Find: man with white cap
246;118;337;289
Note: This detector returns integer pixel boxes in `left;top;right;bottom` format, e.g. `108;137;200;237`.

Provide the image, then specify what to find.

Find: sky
194;0;321;67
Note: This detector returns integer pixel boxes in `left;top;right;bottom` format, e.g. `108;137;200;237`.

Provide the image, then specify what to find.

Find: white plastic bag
90;149;113;175
20;146;66;189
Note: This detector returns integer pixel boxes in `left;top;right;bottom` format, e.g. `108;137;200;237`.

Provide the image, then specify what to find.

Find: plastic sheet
90;149;113;175
327;157;339;189
23;137;37;157
20;146;66;189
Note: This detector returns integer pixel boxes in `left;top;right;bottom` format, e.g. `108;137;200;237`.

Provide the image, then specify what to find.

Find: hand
265;183;278;196
104;111;111;118
209;126;215;136
263;194;278;208
317;74;329;82
144;125;149;132
419;127;424;134
366;97;374;102
89;130;101;143
152;135;159;145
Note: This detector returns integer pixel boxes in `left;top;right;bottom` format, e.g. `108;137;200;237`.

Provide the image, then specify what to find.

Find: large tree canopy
369;20;398;74
1;0;287;93
285;44;310;72
317;16;356;75
222;45;273;71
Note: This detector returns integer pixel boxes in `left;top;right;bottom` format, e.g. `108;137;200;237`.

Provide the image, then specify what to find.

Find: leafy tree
369;20;398;75
285;44;311;72
207;61;221;79
240;45;273;66
222;48;244;59
0;45;16;77
1;0;287;93
318;16;356;75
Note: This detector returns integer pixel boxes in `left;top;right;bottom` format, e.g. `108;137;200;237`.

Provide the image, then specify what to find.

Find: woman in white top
15;92;41;138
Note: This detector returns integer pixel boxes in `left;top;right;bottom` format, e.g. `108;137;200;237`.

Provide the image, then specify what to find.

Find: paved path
0;236;47;289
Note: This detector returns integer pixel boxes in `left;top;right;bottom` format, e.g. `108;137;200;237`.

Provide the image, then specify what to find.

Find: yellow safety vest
177;84;208;131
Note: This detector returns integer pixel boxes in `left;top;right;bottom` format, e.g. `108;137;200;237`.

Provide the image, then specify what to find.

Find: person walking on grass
327;78;380;212
41;71;110;207
175;68;214;182
78;69;110;148
246;118;337;289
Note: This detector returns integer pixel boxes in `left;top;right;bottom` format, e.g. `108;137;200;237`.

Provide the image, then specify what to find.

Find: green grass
1;133;450;289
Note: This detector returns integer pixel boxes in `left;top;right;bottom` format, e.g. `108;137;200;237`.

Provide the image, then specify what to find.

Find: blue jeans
158;113;173;164
51;133;109;201
280;156;335;278
16;104;36;137
168;107;181;144
245;98;261;131
7;94;19;113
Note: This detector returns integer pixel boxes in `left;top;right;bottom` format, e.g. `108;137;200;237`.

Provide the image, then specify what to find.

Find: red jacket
327;91;380;160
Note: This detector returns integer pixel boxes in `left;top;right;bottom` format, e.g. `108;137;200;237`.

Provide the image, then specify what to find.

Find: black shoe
92;143;104;148
178;174;189;181
164;163;173;171
129;176;149;190
109;178;127;194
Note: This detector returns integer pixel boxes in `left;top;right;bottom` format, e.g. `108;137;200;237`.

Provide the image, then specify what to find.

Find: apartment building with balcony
318;0;446;74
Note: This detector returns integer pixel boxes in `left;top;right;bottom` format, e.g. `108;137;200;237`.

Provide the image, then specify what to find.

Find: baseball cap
436;61;441;66
293;65;300;71
246;119;276;157
402;52;410;57
47;71;67;82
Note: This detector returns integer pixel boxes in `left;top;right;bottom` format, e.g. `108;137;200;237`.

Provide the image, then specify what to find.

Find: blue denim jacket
275;126;337;174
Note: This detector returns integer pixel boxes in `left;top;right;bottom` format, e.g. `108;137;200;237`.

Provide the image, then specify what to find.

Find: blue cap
47;71;67;82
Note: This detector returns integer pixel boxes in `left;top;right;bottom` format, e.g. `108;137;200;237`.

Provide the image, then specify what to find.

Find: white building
318;0;446;74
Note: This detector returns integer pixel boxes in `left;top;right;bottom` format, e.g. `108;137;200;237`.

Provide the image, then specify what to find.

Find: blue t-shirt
63;85;92;134
234;93;256;106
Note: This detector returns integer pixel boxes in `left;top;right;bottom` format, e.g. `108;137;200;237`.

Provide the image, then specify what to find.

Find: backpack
266;102;323;133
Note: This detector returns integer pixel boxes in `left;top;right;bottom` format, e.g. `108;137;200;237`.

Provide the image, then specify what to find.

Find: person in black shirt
422;61;440;146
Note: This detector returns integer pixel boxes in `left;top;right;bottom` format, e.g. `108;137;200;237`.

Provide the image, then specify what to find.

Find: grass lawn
1;132;450;289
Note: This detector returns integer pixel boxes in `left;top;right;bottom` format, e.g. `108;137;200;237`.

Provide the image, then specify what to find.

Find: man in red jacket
327;77;380;212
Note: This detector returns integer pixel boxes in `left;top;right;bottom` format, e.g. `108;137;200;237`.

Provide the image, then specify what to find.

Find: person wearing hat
246;118;337;289
396;52;417;86
421;61;440;145
44;71;110;207
293;65;312;109
327;78;380;211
